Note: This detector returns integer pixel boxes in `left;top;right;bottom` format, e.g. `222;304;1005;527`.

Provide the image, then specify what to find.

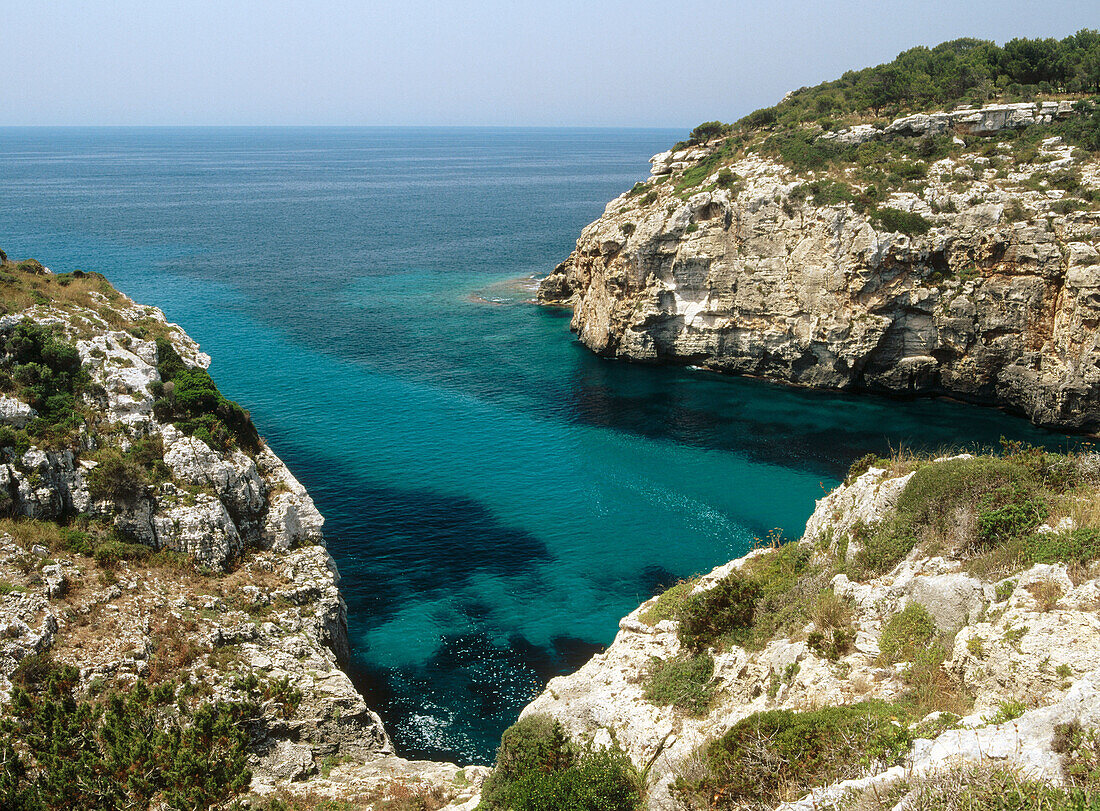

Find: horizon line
0;123;690;130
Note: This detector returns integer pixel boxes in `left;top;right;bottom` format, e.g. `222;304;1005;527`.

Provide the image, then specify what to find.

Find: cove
0;126;1075;763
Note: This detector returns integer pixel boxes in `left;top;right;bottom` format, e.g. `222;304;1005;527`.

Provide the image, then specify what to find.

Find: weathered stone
539;129;1100;431
0;395;35;428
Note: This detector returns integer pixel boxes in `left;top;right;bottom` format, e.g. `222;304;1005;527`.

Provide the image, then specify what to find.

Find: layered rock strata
540;104;1100;431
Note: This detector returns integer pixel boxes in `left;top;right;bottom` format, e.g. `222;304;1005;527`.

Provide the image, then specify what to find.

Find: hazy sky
5;0;1097;127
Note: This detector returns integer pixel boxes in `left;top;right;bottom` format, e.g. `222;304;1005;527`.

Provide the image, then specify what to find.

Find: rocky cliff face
0;263;487;808
539;101;1100;431
519;451;1100;809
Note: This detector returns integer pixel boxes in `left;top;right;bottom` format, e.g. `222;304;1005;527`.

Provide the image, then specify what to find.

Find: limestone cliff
516;449;1100;809
0;261;486;808
539;100;1100;431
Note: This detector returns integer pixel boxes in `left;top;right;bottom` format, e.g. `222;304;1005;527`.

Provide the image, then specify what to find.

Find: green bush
679;702;911;808
1028;528;1100;565
854;456;1044;576
0;321;88;438
480;715;640;811
871;207;933;235
845;452;884;485
87;449;149;504
978;497;1047;547
154;338;259;453
643;653;715;716
0;660;255;810
879;603;938;663
677;572;761;651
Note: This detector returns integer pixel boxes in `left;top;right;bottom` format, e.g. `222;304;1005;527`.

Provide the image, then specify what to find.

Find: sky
4;0;1097;128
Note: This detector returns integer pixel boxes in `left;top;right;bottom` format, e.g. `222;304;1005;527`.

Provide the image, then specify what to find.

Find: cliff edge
0;258;486;809
540;38;1100;430
504;447;1100;809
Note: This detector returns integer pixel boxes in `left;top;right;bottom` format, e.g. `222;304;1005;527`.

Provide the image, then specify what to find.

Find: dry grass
246;778;453;811
148;614;203;683
1026;578;1063;612
0;259;174;342
1048;488;1100;532
965;537;1028;580
810;590;852;634
0;518;68;554
846;761;1091;810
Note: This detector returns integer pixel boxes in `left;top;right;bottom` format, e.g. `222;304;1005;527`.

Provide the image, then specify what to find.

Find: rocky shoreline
0;263;487;808
519;452;1100;809
6;259;1100;809
539;100;1100;432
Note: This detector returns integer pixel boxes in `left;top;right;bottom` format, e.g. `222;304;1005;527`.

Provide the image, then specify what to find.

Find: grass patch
640;579;697;626
643;652;715;716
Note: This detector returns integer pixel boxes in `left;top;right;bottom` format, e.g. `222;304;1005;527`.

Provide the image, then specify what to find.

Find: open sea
0;127;1075;763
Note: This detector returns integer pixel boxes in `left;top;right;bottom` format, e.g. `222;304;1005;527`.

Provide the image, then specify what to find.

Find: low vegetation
479;715;641;811
152;337;260;453
846;443;1100;580
841;761;1100;810
677;701;912;809
642;652;715;716
0;657;255;811
878;602;938;663
0;320;90;451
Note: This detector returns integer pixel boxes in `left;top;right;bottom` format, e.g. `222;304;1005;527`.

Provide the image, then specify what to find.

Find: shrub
87;448;149;504
0;664;255;810
1028;528;1100;565
679;702;911;808
643;653;715;716
677;572;761;651
0;321;89;438
879;603;937;663
872;207;933;235
854;456;1044;576
91;537;151;567
808;627;855;661
154;338;259;453
640;579;696;626
715;168;740;189
1055;721;1100;792
845;452;884;485
806;179;855;206
480;715;640;811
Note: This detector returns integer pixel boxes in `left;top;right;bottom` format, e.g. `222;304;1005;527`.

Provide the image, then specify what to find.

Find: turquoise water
0;127;1075;763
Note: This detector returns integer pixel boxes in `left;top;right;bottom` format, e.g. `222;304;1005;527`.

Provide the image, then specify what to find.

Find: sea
0;127;1075;763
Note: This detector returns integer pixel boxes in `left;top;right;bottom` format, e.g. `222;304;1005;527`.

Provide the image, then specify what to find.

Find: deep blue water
0;127;1075;763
